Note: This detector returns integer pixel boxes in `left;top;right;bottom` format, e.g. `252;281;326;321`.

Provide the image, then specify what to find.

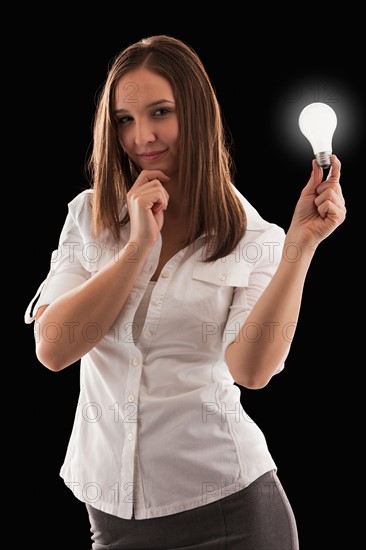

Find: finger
314;187;345;209
139;182;170;207
134;170;170;188
132;188;169;212
317;199;347;223
325;154;341;182
315;180;345;205
151;191;169;213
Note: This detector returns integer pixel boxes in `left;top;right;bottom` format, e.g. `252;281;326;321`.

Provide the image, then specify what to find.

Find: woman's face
114;68;179;178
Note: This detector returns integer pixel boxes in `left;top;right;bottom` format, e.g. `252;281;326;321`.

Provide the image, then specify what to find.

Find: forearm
226;233;316;388
35;241;152;371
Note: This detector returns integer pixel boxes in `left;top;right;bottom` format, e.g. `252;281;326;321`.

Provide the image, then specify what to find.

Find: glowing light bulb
298;102;337;169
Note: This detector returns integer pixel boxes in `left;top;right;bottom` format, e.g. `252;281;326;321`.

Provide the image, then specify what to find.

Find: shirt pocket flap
192;257;251;287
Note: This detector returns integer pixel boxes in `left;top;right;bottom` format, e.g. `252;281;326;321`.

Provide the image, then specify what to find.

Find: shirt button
127;394;134;402
161;270;170;278
152;299;161;305
219;275;227;282
131;357;140;367
127;432;134;441
144;330;152;339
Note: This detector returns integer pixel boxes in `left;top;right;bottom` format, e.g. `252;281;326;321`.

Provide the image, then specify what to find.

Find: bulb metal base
315;151;332;169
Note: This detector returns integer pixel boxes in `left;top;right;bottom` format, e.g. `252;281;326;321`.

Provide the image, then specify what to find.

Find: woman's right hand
127;170;170;247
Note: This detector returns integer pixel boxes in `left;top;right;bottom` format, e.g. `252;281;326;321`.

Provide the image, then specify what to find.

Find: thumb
301;159;323;195
326;154;341;183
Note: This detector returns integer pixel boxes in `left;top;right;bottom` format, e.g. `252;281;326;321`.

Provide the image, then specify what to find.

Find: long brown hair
88;35;246;261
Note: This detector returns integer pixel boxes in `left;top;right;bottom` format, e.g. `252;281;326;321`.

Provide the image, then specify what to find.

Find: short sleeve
222;224;286;374
24;191;93;324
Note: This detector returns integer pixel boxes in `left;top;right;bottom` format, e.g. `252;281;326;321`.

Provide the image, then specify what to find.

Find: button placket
138;248;185;353
123;352;141;494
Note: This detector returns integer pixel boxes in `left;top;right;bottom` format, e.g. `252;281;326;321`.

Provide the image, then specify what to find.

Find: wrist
118;239;154;264
283;231;318;263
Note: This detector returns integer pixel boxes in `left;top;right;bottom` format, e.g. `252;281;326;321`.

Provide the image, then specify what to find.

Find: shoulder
232;184;285;240
67;188;94;219
58;189;95;241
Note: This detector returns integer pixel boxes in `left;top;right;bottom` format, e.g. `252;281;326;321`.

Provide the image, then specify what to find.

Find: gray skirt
86;470;299;549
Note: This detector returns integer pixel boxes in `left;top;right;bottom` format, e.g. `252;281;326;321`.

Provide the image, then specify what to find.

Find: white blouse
25;185;286;520
133;281;156;343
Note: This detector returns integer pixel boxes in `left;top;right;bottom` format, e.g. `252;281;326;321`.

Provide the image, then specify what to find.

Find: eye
153;108;171;117
117;115;132;125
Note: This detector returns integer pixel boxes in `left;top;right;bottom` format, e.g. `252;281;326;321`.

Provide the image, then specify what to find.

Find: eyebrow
113;99;175;116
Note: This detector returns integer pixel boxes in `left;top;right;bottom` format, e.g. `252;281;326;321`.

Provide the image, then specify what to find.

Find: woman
25;35;346;549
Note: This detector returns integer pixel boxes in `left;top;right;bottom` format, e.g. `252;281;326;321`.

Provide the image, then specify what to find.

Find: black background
19;21;362;549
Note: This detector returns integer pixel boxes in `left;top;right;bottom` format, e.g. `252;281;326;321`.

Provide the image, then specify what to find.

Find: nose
134;119;156;146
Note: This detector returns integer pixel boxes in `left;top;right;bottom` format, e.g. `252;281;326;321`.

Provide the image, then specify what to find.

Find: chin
140;163;173;176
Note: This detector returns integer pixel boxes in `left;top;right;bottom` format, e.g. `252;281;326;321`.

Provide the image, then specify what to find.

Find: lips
139;149;168;160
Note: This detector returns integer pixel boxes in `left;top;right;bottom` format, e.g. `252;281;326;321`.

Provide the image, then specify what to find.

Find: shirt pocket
189;257;251;326
192;255;251;288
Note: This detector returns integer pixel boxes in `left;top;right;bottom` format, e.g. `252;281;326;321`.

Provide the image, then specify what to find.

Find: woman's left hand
289;154;347;246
